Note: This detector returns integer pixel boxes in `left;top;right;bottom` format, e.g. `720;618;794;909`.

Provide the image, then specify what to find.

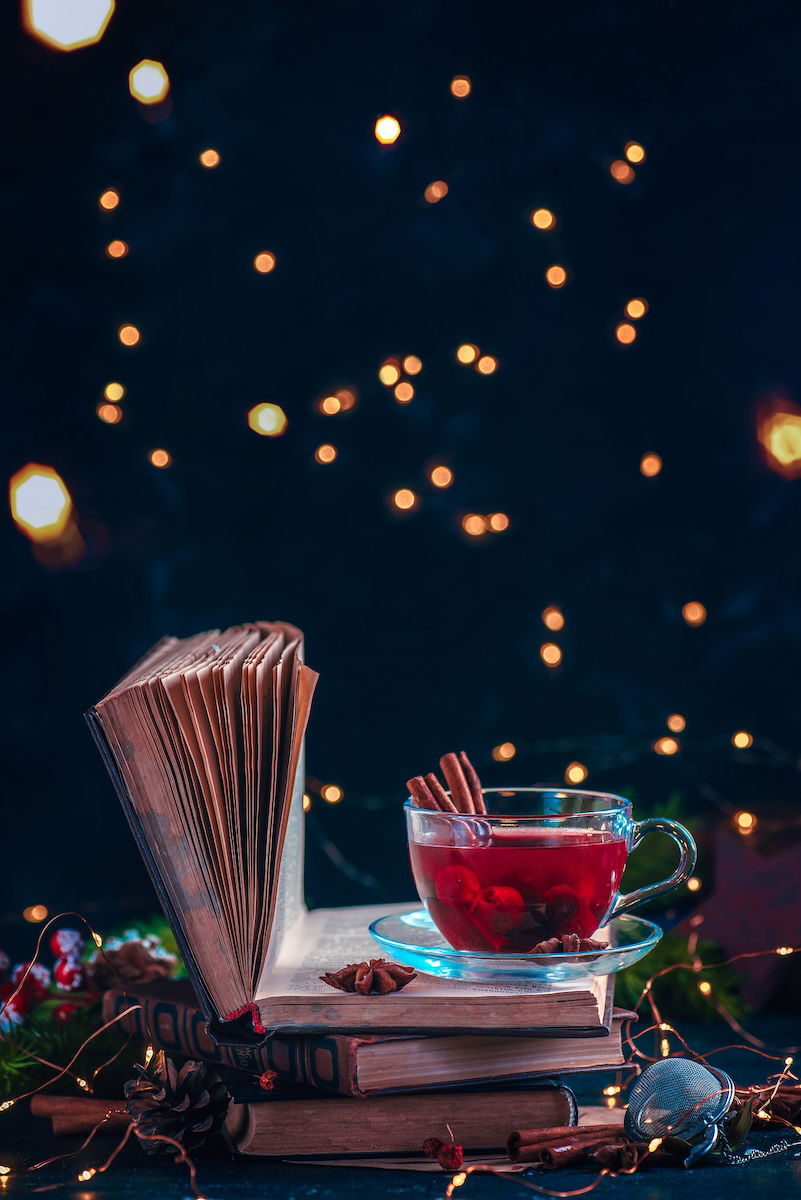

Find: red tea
409;829;628;953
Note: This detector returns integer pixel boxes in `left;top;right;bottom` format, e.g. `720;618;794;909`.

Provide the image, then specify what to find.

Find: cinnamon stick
458;751;487;814
508;1124;623;1163
424;772;458;813
439;752;474;813
407;776;440;810
30;1095;129;1137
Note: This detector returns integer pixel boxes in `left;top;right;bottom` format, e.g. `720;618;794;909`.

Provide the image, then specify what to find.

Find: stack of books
89;623;632;1160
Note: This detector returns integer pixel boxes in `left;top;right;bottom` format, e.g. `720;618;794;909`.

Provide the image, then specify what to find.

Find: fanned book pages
87;621;318;1033
89;622;610;1041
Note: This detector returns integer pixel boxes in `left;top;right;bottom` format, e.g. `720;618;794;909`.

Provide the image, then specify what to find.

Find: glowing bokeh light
105;239;128;259
476;355;498;374
248;403;288;437
424;180;449;203
319;395;342;415
104;382;124;401
462;514;487;536
97;402;122;424
315;443;337;464
735;810;757;834
302;793;312;813
492;742;516;762
542;606;564;631
540;643;563;667
610;160;635;184
682;601;707;627
732;730;754;749
429;465;453;488
698;981;712;996
149;449;171;468
450;76;471;98
322;784;343;804
403;356;422;375
22;905;49;923
254;252;276;273
488;512;509;531
337;388;356;410
393;488;417;511
758;407;801;479
615;322;637;345
23;0;115;51
99;188;119;211
545;265;567;288
687;877;702;892
9;464;73;542
456;343;479;364
565;762;588;784
199;149;221;168
374;115;401;145
625;141;646;164
378;360;401;386
640;452;662;477
667;713;686;733
625;298;648;319
654;737;679;756
394;382;414;404
530;208;556;230
128;59;170;105
118;324;141;346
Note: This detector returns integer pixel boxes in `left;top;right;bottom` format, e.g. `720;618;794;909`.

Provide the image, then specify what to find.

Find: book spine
101;990;362;1097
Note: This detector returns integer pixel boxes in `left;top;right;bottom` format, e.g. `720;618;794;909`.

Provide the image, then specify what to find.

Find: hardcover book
102;980;629;1097
88;622;611;1041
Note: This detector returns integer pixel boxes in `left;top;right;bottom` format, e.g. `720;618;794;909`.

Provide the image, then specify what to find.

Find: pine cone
124;1051;229;1155
88;941;176;990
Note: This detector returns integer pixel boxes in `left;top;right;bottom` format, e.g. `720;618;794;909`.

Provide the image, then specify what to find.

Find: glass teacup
405;787;696;954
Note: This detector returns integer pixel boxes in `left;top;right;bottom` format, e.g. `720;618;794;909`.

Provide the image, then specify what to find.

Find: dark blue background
3;0;801;946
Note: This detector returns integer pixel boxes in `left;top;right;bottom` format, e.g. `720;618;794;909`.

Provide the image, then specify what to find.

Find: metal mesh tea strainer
625;1058;736;1166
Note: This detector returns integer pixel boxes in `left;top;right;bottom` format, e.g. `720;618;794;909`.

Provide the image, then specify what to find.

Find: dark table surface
1;1018;799;1199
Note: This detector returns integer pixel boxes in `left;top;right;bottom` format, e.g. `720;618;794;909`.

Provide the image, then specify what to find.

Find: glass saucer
369;910;661;983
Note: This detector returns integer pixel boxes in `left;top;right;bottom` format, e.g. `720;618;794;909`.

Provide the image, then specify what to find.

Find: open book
88;621;610;1041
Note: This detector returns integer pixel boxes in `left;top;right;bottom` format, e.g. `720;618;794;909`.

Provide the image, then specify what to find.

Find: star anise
531;933;607;955
320;958;417;995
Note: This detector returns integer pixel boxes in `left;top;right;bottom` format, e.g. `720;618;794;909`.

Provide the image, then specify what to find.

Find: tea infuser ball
624;1057;736;1166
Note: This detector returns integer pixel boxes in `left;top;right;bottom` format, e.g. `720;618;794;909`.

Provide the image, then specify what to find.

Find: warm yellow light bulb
315;443;337;464
615;322;637;345
99;188;119;210
22;904;49;923
540;643;562;667
254;252;276;273
492;742;516;762
424;180;449;204
687;877;701;892
732;730;753;749
105;239;128;259
321;784;343;804
456;343;479;364
394;382;415;404
666;713;685;733
565;762;588;784
698;980;712;995
735;810;757;833
374;115;401;145
149;449;171;469
199;148;221;168
450;76;471;98
545;265;567;288
476;355;497;374
625;141;646;164
24;0;115;52
97;402;123;424
403;355;422;375
104;381;124;401
488;512;509;532
319;395;342;415
302;793;312;813
10;466;72;543
378;361;401;386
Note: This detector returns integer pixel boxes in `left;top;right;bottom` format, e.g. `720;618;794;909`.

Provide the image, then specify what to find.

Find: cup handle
610;817;697;919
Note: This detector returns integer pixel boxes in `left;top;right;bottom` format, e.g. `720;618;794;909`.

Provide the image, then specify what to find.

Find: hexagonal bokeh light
9;464;73;541
23;0;115;51
129;59;170;105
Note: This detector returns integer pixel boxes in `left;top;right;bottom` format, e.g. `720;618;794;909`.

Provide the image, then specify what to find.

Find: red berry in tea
434;864;481;907
476;885;526;931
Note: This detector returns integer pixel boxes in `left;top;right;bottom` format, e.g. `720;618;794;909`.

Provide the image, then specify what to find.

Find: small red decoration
258;1070;279;1091
437;1142;464;1171
422;1136;444;1157
50;929;86;992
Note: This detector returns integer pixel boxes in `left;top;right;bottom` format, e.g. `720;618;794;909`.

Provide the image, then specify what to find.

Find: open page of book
90;622;318;1025
256;903;609;1033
